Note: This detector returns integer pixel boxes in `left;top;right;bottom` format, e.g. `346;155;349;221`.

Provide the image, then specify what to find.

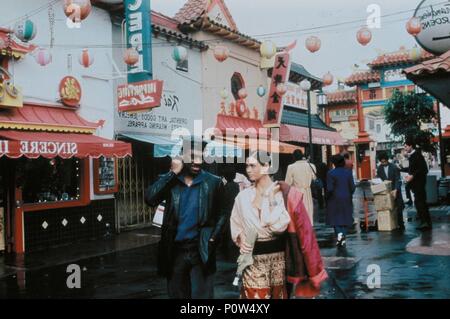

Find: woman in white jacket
230;151;291;299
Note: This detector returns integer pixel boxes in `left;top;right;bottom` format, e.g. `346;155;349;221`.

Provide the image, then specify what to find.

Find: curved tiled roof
281;106;336;131
174;0;237;31
182;17;261;51
404;50;450;77
326;90;357;105
368;49;435;69
152;24;208;51
345;70;381;86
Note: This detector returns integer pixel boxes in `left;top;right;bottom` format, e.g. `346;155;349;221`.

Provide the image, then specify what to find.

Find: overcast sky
152;0;422;91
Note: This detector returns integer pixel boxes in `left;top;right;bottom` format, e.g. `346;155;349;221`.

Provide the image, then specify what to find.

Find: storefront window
93;157;118;194
16;157;81;204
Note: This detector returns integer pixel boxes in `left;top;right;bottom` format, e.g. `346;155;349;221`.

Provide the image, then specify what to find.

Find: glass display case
94;157;118;194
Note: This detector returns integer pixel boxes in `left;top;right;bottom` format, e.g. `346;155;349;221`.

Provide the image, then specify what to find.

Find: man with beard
145;140;226;299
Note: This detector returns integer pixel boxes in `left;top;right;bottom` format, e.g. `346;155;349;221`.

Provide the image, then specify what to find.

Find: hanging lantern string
0;1;433;42
21;11;422;52
0;0;62;29
48;3;55;49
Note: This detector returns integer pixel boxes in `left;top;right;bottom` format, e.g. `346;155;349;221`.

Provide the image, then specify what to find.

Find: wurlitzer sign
414;0;450;55
117;79;164;112
125;0;153;83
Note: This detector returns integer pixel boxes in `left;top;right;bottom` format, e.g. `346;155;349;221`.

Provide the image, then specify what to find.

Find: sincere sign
414;0;450;55
117;79;163;112
0;140;78;158
263;52;291;127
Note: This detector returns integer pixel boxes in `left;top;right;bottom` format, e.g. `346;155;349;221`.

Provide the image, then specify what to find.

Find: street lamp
316;90;328;107
300;79;313;162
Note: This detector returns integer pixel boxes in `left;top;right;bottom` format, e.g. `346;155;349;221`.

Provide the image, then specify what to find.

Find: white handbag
152;201;165;228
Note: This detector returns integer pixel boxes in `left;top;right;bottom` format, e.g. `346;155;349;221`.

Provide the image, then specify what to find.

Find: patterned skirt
240;251;287;299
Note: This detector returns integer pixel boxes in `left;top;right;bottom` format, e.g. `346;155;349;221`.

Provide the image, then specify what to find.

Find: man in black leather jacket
145;144;226;299
404;138;432;230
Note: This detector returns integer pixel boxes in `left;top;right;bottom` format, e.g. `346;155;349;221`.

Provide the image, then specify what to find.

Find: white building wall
2;1;115;140
113;24;203;138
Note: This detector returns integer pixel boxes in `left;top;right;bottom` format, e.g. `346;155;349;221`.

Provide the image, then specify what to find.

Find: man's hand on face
171;158;184;175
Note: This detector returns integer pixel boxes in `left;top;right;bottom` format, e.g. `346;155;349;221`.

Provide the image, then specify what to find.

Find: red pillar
13;188;24;254
353;86;373;180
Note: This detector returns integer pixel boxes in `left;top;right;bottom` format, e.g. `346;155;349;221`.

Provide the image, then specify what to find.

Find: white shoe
336;233;346;247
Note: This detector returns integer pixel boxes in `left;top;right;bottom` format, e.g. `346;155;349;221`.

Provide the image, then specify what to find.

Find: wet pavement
0;206;449;299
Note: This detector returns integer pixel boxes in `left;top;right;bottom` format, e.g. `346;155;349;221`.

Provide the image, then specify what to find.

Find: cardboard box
377;210;398;231
371;180;392;195
374;193;395;211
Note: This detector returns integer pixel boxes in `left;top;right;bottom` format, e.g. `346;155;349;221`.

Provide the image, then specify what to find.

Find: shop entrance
0;158;15;253
116;141;161;231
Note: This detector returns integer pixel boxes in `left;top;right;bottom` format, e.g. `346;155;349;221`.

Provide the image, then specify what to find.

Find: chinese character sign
59;76;82;108
263;52;291;127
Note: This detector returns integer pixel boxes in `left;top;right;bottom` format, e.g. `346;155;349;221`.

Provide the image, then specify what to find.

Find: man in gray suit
376;152;405;230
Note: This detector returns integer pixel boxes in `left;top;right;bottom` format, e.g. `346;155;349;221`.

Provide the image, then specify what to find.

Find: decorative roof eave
326;91;358;106
179;17;261;51
152;24;208;51
368;50;435;69
345;71;381;86
0;28;36;59
0;122;97;134
404;50;450;78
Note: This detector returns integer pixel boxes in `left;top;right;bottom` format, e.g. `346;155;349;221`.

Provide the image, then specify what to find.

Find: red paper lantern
64;0;92;22
406;17;422;36
123;48;139;66
305;36;321;53
78;48;94;68
323;72;334;86
276;83;287;96
357;27;372;46
214;46;230;62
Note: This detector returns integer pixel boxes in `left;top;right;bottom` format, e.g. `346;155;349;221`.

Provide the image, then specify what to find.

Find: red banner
117;80;164;113
263;52;291;127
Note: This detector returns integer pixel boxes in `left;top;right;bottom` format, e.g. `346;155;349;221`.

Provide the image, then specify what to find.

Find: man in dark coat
404;138;432;230
145;142;227;299
316;162;329;209
219;167;240;259
326;155;356;247
376;152;405;230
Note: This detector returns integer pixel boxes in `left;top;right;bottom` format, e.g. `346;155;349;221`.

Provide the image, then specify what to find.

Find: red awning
215;114;270;138
280;124;345;146
0;103;100;133
0;130;132;159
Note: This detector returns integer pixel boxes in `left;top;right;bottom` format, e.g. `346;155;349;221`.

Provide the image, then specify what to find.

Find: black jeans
405;183;413;202
413;186;432;226
167;242;214;299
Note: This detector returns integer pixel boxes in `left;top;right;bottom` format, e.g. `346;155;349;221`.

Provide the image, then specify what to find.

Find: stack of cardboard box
370;181;398;231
